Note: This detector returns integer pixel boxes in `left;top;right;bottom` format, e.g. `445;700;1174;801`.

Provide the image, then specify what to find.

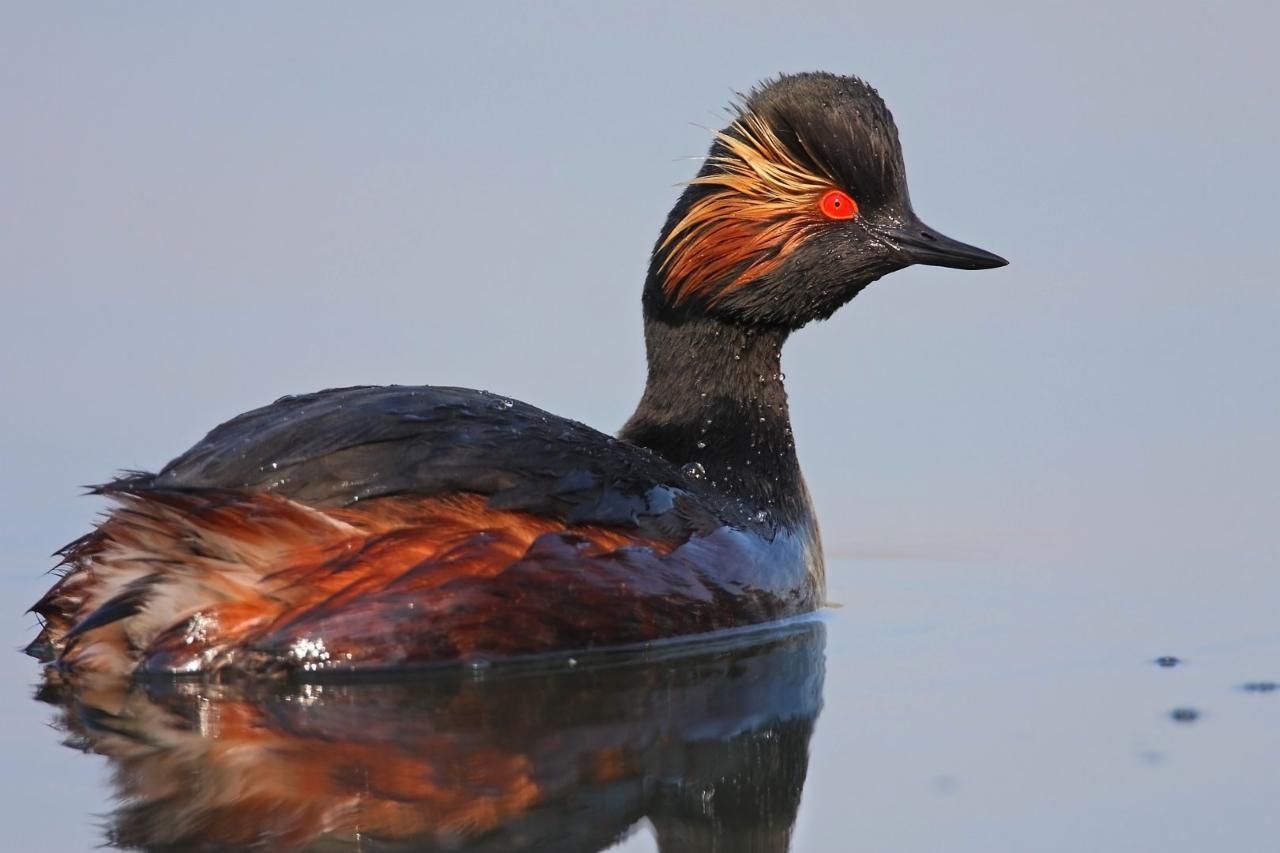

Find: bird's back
30;385;821;676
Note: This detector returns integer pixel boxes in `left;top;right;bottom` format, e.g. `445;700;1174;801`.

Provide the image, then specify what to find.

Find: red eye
819;189;858;220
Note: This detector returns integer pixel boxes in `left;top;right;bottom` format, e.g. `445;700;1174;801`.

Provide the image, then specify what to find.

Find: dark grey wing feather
148;385;731;533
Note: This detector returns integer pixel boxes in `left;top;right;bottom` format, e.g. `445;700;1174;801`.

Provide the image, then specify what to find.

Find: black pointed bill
878;220;1008;270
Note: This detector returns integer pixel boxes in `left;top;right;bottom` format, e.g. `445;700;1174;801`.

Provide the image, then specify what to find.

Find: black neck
620;315;809;524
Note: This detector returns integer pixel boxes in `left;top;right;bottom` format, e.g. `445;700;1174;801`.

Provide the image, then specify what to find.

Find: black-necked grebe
29;72;1006;677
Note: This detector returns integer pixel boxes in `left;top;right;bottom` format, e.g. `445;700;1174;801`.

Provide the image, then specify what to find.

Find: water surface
7;549;1278;852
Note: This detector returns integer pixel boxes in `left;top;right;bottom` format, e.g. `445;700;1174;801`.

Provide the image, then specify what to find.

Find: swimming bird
28;72;1006;677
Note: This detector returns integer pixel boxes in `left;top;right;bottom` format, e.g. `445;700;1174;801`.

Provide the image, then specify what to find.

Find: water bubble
696;440;706;449
681;462;706;480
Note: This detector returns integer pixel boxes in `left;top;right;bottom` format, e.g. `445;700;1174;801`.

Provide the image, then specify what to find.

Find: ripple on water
1241;681;1278;693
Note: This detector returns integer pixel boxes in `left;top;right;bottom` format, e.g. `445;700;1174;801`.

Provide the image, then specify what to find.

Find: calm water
6;547;1277;852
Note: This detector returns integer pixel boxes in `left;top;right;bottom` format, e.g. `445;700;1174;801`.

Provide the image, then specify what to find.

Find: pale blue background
1;3;1277;851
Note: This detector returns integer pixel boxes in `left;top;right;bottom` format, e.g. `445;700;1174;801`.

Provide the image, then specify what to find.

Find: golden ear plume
661;112;840;304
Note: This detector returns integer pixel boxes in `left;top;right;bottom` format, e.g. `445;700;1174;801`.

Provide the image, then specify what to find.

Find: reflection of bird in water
28;72;1005;678
38;622;825;852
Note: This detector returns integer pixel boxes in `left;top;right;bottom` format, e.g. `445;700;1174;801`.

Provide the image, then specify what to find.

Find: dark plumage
145;386;736;530
28;71;1006;677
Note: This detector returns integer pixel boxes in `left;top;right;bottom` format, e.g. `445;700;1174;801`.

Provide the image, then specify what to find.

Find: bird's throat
620;316;806;519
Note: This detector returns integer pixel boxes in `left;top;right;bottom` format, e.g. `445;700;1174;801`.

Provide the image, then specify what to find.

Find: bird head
646;72;1007;329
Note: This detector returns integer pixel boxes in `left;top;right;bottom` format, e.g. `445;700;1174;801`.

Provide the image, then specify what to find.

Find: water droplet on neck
492;398;514;410
696;440;707;449
681;462;706;480
753;509;771;524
